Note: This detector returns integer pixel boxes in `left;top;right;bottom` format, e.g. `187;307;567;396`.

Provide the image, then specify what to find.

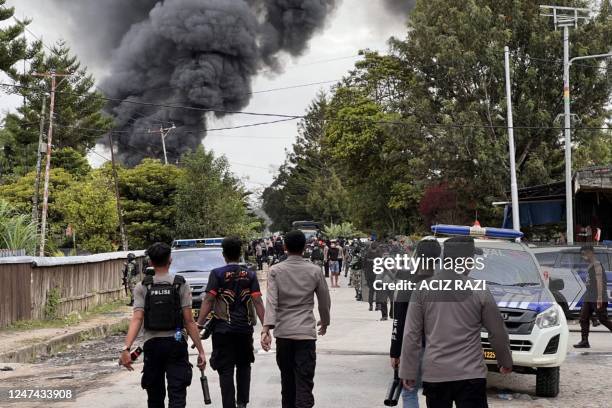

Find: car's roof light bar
431;225;524;240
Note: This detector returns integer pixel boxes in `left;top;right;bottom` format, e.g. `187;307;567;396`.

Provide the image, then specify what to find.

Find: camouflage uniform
350;249;363;301
123;255;139;306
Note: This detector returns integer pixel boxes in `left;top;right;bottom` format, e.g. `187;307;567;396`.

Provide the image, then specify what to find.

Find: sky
3;0;408;193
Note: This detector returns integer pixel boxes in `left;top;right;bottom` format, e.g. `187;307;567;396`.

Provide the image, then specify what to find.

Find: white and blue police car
426;225;569;398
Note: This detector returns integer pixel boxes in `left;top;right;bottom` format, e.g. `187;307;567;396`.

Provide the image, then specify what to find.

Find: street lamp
539;5;612;244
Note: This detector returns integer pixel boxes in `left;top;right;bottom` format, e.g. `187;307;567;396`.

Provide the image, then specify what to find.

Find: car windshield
468;247;542;287
169;249;225;273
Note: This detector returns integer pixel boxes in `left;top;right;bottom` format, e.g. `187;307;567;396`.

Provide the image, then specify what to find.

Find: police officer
197;237;265;408
123;253;139;306
120;242;206;408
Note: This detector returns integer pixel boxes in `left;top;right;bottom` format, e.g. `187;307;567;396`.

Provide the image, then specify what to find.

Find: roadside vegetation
263;0;612;236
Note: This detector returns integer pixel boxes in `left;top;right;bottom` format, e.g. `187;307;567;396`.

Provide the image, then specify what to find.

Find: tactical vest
143;275;185;331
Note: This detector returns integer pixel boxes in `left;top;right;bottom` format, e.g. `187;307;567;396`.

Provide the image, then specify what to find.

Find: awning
502;200;565;229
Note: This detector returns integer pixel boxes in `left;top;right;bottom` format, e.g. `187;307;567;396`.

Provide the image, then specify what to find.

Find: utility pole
148;124;176;165
540;5;590;245
108;132;129;251
32;96;46;227
503;46;520;234
32;70;71;256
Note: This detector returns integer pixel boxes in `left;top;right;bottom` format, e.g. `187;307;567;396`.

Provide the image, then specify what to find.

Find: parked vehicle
532;245;612;318
428;225;569;397
169;246;225;318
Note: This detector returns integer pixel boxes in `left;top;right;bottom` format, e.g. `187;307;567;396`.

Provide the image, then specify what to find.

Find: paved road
4;274;612;407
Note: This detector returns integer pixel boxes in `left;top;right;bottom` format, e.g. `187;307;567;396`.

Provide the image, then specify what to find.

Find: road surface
3;275;612;407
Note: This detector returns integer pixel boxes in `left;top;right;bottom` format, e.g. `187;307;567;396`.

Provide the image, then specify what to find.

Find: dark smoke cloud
53;0;339;165
382;0;416;15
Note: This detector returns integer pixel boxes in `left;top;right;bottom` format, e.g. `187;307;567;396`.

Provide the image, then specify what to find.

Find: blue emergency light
431;225;523;240
172;237;224;248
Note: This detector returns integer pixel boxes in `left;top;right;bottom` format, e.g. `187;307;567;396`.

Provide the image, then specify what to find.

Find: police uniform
133;274;193;408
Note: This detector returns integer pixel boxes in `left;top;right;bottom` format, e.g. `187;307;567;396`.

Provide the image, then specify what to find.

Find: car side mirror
549;278;564;291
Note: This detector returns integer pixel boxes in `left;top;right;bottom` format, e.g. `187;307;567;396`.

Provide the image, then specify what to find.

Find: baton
200;368;212;405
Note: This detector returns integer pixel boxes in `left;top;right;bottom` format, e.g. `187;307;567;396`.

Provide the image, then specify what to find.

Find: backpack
329;247;339;261
311;247;324;261
143;275;185;331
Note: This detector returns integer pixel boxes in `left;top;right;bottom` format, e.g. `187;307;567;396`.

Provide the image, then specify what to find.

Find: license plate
483;350;496;360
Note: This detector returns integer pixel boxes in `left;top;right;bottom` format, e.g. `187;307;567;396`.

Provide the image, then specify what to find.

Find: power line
5;82;612;132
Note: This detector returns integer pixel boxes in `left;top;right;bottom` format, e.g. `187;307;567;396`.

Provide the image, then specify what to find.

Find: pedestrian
337;240;344;276
328;240;341;288
323;240;330;278
574;245;612;348
349;245;363;301
364;241;382;311
197;236;266;408
261;230;331;408
122;252;139;306
119;242;206;408
255;240;264;271
390;239;440;407
399;236;513;408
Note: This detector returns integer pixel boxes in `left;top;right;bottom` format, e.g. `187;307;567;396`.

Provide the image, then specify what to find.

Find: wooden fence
0;251;144;328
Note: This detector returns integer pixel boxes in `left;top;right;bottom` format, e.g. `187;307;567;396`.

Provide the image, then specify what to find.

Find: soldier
123;253;139;306
350;245;363;301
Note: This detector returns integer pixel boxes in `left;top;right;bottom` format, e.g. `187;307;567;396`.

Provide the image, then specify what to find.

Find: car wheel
536;366;560;397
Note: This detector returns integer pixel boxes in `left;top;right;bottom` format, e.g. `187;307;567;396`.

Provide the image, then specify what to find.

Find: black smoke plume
382;0;416;15
55;0;338;165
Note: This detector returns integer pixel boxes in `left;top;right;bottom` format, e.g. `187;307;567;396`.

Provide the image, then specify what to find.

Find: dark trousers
423;378;488;408
378;290;394;319
210;332;255;408
142;337;192;408
580;302;612;338
276;338;316;408
367;279;376;306
324;260;329;277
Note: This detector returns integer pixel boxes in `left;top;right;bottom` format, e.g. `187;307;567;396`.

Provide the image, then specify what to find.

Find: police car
169;238;226;318
428;225;569;398
532;245;612;318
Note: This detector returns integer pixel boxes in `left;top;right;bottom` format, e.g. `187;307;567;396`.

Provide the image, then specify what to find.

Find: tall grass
0;199;38;255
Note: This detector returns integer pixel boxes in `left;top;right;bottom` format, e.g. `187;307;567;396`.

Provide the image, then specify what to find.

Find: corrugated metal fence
0;251;144;328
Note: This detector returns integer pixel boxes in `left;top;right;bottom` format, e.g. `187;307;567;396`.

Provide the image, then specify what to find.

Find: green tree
3;40;111;177
56;170;118;253
51;147;91;178
262;92;347;231
175;146;260;240
115;159;182;249
0;168;75;252
0;1;39;76
385;0;612;223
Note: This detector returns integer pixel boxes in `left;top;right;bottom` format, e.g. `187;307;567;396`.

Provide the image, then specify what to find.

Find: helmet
127;253;136;261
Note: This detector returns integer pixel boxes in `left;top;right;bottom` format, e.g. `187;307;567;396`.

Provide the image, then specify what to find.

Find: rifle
122;264;129;296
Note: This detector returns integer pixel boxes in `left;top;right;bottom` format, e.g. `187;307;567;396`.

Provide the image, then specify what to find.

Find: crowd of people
119;231;543;408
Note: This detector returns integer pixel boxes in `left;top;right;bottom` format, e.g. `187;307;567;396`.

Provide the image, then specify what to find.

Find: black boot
368;304;373;311
237;403;247;408
573;338;590;348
